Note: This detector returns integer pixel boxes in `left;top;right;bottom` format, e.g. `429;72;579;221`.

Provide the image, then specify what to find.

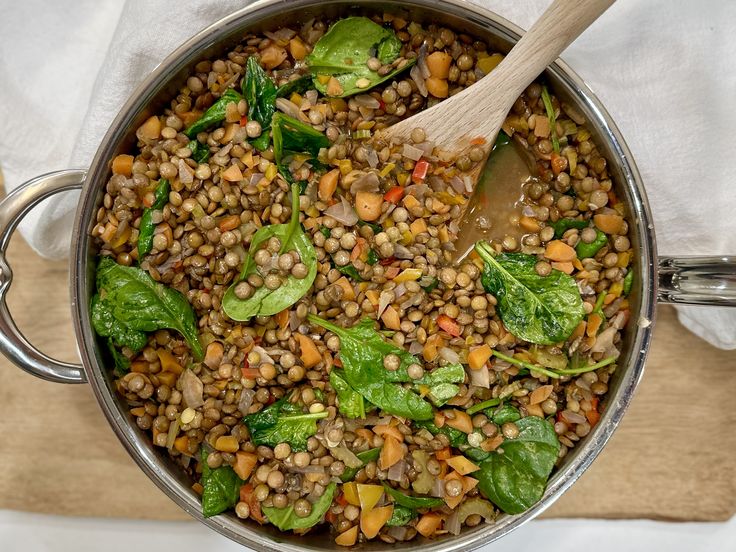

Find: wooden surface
0;227;734;522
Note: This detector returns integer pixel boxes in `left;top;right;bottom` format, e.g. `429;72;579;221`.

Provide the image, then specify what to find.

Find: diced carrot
373;424;403;442
468;344;492;370
365;289;380;306
335;525;358;547
437;314;461;337
587;313;603;336
381;305;401;331
319;168;340;201
545;240;577;262
355;191;383;221
360;505;393;539
130;406;146;417
239;484;264;523
336;493;349;508
350;237;368;262
411;159;430;183
593;213;624;235
462;476;478;494
174;435;189;454
529;384;554;406
526;403;545;418
232;451;258;480
215;435;240;453
379;435;403;470
260;45;287;69
355;428;373;442
550;152;568;176
138;116;161;140
218;214;240;232
422;333;445;362
519;215;541;232
445;410;473;434
551;261;574;274
295;333;321;368
157;349;183;374
240;115;248;127
334;276;356;301
446;456;479;475
383;185;404;204
436;446;452;461
222;164;243;182
130;361;149;373
241;367;261;379
100;222;117;243
426;77;449;98
416;512;443;537
326;76;343;96
289;37;309;61
384;266;400;279
434;410;446;428
425;51;452;79
275;309;289;331
112;154;134;176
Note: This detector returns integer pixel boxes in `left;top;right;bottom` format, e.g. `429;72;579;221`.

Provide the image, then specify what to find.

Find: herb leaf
222;183;317;320
383;484;445;509
276;74;313;98
201;450;243;517
93;257;203;360
306;17;415;97
307;316;435;420
188;140;210;163
330;370;365;418
137;178;170;259
243;56;277;151
243;397;328;451
272;112;330;166
262;482;337;530
476;416;560;514
476;242;584;345
386;504;416;526
335;263;364;282
185;88;243;138
340;448;381;482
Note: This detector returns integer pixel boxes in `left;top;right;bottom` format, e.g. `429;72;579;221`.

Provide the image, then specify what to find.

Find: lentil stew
92;11;633;547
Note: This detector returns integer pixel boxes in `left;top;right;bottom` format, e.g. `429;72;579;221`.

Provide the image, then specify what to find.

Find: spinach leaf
476;416;560;515
413;363;465;406
93;257;203;359
623;269;634;296
137;178;170;259
576;229;608;259
414;420;467;448
243;397;327;451
340;447;381;482
272;112;330;166
475;241;584;345
358;220;382;234
330;370;365;419
335;263;364;282
541;85;560;153
307;316;435;420
243;56;277;151
383;484;444;509
420;276;438;293
319;226;331;238
107;338;131;376
491;405;521;425
386;504;416;526
306;17;415;97
222;183;317;321
550;218;588;239
188;140;210;163
366;248;379;266
201;449;243;517
276;74;313;98
185;88;243;138
91;294;148;352
262;482;337;530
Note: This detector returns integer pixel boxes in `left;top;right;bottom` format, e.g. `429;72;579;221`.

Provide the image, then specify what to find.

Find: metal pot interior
71;1;657;550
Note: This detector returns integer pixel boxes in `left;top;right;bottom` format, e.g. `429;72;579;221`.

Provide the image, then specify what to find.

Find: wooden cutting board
0;219;734;522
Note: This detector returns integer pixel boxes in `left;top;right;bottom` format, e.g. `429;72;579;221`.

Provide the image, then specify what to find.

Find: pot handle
0;169;87;383
658;256;736;306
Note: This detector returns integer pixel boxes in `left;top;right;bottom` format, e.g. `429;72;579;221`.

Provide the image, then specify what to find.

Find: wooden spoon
377;0;615;183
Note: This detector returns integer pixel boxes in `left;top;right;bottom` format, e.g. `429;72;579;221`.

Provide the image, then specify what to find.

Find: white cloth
0;0;734;348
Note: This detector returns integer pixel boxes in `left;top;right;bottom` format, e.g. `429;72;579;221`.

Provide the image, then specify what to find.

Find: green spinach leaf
222;183;317;321
201;449;243;517
276;74;313;98
188;140;210;163
185;88;243;138
307;316;434;420
550;218;588;239
243;397;327;451
330;370;365;418
383;484;444;509
91;294;148;352
413;363;465;406
272;112;330;166
93;257;203;359
623;269;634;295
335;263;364;282
491;404;521;425
414;420;467;448
386;504;416;526
243;56;277;151
262;482;337;530
306;17;415;97
107;338;131;376
476;241;584;345
476;416;560;515
340;448;381;482
366;248;380;266
137;178;170;259
576;229;608;259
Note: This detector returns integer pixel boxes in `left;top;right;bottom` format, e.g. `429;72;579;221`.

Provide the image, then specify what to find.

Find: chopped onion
238;388;255;414
468;365;491;388
377;290;393;318
402;142;425;161
264;28;297;43
180;369;204;409
409;341;423;355
439;347;460;364
386;525;413;541
252;345;275;366
522;205;536;217
387;459;407;482
275;97;308;121
611;311;627;330
325;195;359;226
330;444;363;468
604;297;624;319
393;283;407;299
449;175;465;193
404;183;429;199
350;171;380;194
445;512;462;536
292;465;326;475
561;410;587;425
415;141;435;157
410;64;428;97
463;175;473;193
354;94;381;109
365;147;379;168
591;326;617;355
417;44;430;79
304;89;318;106
178;159;194;184
289;310;301;331
430;477;445;498
394;244;413;259
166;417;180;450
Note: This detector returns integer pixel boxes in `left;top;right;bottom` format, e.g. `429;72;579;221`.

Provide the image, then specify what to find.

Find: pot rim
70;1;657;550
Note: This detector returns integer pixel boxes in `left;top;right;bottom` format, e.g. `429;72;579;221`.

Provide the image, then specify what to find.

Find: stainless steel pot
1;0;734;550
